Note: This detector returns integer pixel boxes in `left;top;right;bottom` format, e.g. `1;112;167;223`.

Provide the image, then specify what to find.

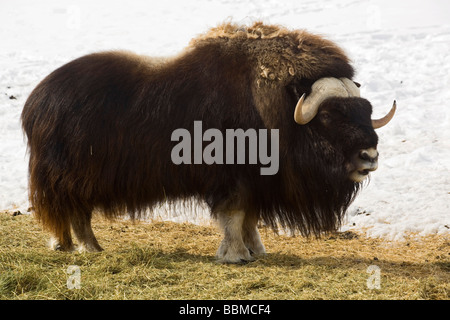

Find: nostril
359;151;370;161
359;149;378;162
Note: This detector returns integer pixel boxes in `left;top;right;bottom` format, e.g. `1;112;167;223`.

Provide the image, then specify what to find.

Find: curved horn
293;93;309;124
293;91;318;125
340;78;360;97
294;77;350;125
372;101;396;129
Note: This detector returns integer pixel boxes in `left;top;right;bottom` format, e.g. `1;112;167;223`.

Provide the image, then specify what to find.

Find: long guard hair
22;22;361;242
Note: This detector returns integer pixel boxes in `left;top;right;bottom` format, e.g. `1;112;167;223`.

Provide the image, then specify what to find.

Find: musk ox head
293;77;396;182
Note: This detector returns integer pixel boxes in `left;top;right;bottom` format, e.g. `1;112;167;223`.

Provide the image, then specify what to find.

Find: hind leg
49;222;75;251
71;211;103;252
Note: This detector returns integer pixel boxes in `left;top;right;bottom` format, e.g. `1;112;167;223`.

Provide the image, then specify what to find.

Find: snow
1;0;449;240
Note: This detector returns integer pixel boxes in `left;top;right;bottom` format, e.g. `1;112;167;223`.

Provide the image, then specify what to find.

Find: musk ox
22;22;395;263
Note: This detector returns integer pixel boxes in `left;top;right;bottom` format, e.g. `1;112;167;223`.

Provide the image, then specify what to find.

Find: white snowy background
1;0;449;241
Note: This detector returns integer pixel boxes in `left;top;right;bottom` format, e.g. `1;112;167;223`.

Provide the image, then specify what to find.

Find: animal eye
319;111;331;124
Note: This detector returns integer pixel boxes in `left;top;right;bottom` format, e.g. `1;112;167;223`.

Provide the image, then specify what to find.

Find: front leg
242;213;266;257
216;210;253;264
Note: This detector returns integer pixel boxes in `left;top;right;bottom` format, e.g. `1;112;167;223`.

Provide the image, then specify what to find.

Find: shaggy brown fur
190;22;354;129
22;22;378;259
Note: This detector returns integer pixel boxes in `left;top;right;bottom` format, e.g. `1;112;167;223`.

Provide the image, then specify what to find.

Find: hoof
49;237;75;252
216;245;255;264
76;243;104;253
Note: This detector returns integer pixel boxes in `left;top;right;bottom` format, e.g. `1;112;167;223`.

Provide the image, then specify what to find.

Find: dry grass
0;211;448;300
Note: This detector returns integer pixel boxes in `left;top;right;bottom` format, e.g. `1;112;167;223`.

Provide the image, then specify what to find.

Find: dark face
310;97;379;182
